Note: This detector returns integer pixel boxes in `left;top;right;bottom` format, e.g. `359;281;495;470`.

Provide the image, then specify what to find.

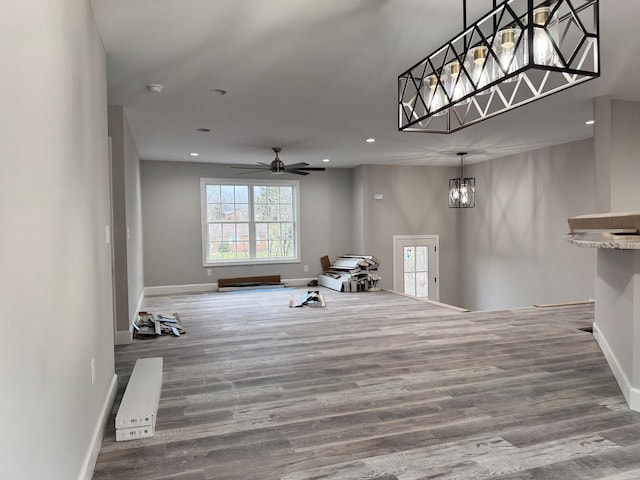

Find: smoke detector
146;83;163;94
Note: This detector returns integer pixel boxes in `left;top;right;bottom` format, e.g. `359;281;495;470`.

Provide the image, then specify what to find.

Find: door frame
393;234;440;301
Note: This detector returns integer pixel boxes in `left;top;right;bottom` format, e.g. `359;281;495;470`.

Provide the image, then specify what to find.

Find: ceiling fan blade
283;162;309;169
257;162;272;166
294;167;326;171
231;165;271;170
235;170;271;175
285;170;310;176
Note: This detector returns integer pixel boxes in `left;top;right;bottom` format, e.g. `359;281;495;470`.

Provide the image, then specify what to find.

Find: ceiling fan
231;147;326;176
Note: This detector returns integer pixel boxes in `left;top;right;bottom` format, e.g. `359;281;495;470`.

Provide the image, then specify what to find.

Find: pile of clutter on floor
289;290;326;308
132;311;185;338
318;254;381;292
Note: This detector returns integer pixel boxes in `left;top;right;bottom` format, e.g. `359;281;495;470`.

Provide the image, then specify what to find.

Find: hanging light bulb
460;181;472;205
494;27;523;82
423;74;447;116
449;178;461;205
533;6;559;66
452;185;460;200
468;45;492;94
445;60;471;105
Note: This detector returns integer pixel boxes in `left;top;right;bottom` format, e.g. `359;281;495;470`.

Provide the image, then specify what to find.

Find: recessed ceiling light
585;120;595;125
322;158;331;163
190;152;199;157
197;128;211;132
146;83;163;94
366;138;376;143
209;88;227;95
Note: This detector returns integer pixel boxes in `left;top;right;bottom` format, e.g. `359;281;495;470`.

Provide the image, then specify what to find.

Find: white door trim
393;234;440;301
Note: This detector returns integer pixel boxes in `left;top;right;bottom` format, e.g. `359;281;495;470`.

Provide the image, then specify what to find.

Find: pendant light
532;5;559;66
468;45;491;93
494;27;525;82
449;152;475;208
423;74;447;116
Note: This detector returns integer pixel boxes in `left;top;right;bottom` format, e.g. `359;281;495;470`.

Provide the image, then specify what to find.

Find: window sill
203;258;301;267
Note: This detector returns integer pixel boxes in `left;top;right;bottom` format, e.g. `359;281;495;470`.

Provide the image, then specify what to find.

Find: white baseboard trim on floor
284;277;317;287
115;292;144;345
384;289;471;312
145;283;217;296
593;322;639;412
77;373;118;480
144;278;318;296
630;387;640;412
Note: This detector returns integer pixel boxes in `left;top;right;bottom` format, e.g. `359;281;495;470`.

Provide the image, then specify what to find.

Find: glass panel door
403;246;429;297
394;235;439;301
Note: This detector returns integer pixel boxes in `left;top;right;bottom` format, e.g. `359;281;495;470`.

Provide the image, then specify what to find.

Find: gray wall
0;1;115;479
592;97;640;402
352;166;366;254
459;139;597;311
353;165;461;306
595;250;637;381
108;106;145;341
141;160;354;285
610;101;640;211
595;97;640;212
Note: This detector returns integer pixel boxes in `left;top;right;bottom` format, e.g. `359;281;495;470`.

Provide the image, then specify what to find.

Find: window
201;178;300;265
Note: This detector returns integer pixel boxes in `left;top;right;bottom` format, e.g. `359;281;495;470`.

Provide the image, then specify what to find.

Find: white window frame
200;178;301;266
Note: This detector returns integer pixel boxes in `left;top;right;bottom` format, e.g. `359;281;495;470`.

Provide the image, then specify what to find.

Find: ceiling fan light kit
398;0;599;134
231;147;326;176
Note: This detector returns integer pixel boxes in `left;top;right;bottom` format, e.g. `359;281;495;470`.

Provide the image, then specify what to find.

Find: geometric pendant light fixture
398;0;600;133
449;152;475;208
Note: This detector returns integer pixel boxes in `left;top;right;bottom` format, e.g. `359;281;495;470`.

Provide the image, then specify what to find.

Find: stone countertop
563;233;640;250
568;211;640;233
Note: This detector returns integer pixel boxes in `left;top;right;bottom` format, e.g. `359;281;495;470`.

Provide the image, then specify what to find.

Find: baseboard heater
217;275;285;292
115;357;163;441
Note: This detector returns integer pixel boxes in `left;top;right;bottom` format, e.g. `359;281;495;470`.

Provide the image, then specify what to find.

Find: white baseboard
115;291;144;345
144;278;317;296
284;277;317;287
115;289;144;345
145;282;218;296
77;373;118;480
630;387;640;412
593;322;640;412
384;289;471;312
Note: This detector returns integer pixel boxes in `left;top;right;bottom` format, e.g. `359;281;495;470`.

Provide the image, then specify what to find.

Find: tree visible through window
201;179;299;264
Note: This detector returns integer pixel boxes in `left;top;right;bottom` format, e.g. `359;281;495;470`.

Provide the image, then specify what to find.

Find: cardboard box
116;357;163;441
318;272;350;291
115;424;155;442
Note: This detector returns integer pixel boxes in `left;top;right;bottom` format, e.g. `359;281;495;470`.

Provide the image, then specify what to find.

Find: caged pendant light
449;152;475;208
398;0;599;134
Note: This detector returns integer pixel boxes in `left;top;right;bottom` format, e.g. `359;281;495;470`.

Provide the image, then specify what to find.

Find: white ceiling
90;0;640;168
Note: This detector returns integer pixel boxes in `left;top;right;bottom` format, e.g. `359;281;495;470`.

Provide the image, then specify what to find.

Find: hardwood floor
92;288;640;479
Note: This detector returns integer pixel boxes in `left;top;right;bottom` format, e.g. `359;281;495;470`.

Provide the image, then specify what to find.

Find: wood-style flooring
92;288;640;480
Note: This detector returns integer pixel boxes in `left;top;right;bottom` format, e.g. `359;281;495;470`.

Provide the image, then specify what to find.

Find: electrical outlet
207;269;213;277
105;225;110;245
303;265;309;272
91;358;96;385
